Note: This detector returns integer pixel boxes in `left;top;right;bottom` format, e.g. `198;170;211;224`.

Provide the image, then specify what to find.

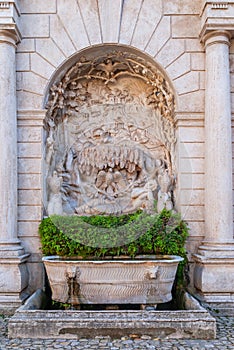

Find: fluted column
0;1;29;313
0;30;23;254
201;31;234;251
194;31;234;304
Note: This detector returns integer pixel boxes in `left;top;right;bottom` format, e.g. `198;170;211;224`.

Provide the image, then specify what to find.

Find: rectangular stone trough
8;290;216;339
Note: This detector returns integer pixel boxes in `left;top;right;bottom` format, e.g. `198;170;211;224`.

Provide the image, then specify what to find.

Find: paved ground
0;313;234;349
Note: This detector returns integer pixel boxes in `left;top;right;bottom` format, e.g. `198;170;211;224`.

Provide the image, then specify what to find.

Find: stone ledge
8;290;216;340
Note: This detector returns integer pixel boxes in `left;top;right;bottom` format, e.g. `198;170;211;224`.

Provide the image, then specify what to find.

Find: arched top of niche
44;44;175;123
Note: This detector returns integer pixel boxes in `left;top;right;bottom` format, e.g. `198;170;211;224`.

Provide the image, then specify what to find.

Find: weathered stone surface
174;71;200;95
78;0;102;45
30;53;55;80
16;53;30;71
8;291;216;340
57;0;89;50
18;190;41;206
172;15;200;38
119;0;143;44
98;0;122;43
180;189;204;206
49;15;76;58
167;53;191;80
18;174;41;190
21;14;50;38
131;0;162;50
156;39;185;68
35;38;66;67
18;205;41;221
145;16;171;57
191;53;205;71
17;39;35;53
17;91;43;110
163;0;201;14
20;0;57;14
43;256;183;305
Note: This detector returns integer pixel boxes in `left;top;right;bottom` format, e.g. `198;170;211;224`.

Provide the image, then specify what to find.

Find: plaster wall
16;0;206;293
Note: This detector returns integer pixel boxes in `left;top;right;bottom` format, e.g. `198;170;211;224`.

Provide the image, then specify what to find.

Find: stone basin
42;255;183;306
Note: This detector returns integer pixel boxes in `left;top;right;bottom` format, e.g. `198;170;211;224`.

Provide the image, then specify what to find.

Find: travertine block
167;53;191;80
180;189;204;206
163;0;200;14
180;173;204;189
26;262;44;292
187;221;205;237
17;39;35;53
18;205;42;221
119;0;142;44
21;14;49;38
98;0;122;43
18;143;41;158
78;0;102;44
178;127;204;142
180;158;204;173
174;71;200;95
57;0;89;50
50;15;76;58
179;142;205;158
17;91;43;110
191;53;205;71
200;72;205;90
18;127;42;142
18;221;41;237
35;39;66;68
18;174;41;190
30;53;55;81
18;190;41;206
18;158;41;174
145;16;171;57
20;236;42;254
180;205;205;221
19;72;48;95
156;39;185;68
16;53;30;71
131;0;162;49
172;15;200;38
176;90;205;113
186;39;204;53
20;0;56;14
229;55;234;73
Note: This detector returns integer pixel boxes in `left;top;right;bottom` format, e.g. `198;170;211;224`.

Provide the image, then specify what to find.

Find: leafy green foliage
39;209;188;259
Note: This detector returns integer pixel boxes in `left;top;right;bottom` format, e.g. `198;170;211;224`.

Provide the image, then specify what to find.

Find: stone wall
15;0;206;293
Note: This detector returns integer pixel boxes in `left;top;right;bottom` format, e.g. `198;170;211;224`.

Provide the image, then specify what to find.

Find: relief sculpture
44;50;176;216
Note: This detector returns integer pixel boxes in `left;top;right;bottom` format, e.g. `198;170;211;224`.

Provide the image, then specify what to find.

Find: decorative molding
0;0;21;42
211;3;228;9
200;2;234;41
0;2;10;9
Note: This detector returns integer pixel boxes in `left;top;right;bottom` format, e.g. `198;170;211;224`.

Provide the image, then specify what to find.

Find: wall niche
44;46;176;216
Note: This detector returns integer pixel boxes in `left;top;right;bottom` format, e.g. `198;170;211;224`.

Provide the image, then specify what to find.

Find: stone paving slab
1;314;234;349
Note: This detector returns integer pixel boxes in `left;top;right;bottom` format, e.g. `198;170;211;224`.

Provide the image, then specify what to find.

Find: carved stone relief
44;50;176;216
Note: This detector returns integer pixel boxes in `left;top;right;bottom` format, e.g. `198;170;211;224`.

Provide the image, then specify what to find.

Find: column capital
200;1;234;42
202;30;231;48
0;0;21;44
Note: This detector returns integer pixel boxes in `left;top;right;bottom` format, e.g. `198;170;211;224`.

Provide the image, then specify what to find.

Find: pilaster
0;0;29;313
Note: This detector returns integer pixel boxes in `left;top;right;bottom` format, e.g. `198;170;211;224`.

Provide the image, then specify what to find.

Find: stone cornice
200;1;234;41
0;0;21;43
